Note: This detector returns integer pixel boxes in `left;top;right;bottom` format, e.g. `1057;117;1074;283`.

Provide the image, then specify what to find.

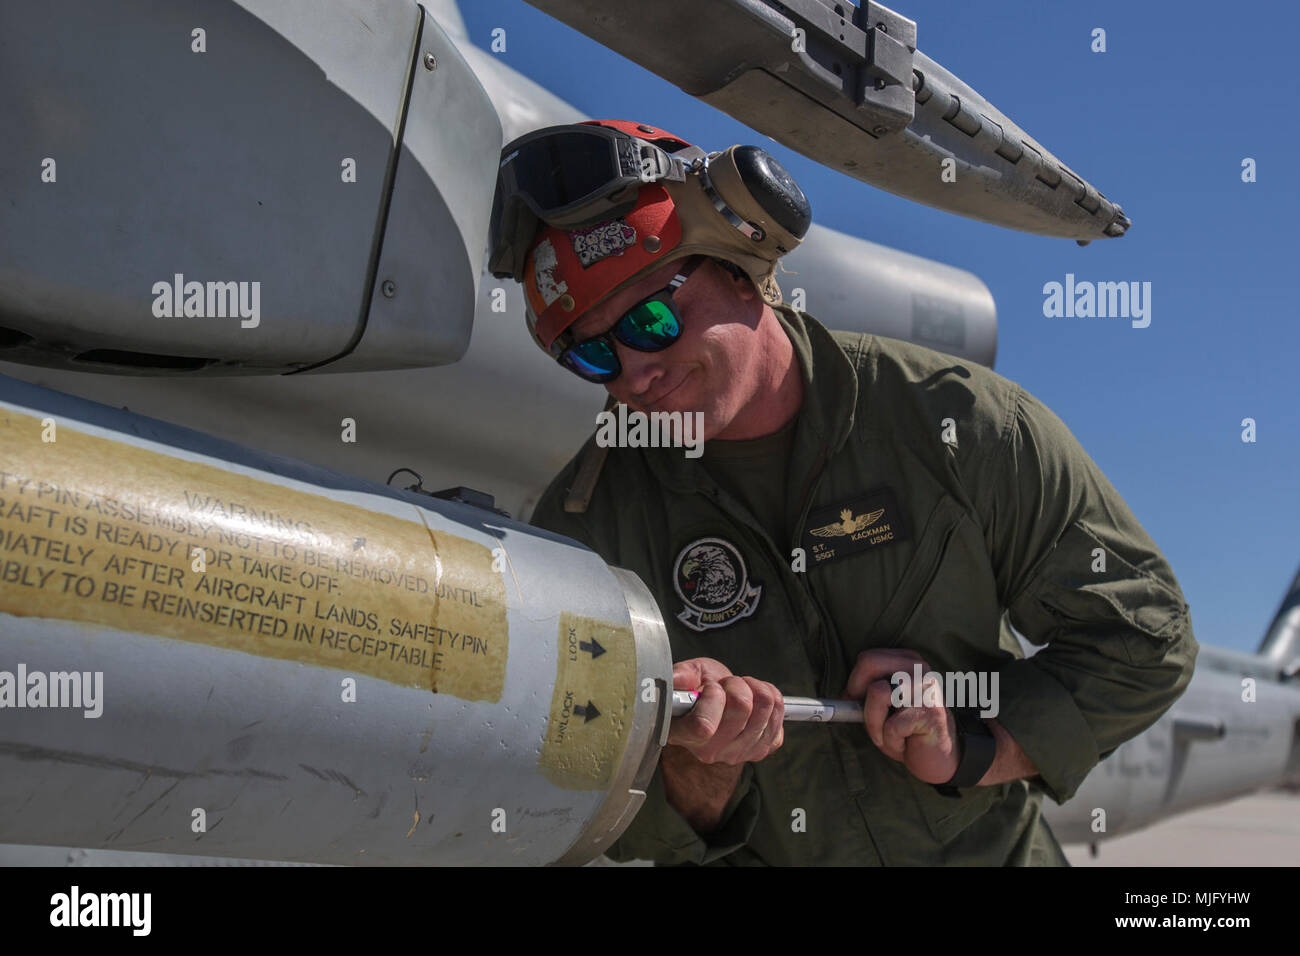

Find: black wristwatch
933;707;997;798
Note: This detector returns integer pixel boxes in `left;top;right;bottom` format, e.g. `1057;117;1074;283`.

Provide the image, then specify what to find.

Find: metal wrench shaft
671;689;864;723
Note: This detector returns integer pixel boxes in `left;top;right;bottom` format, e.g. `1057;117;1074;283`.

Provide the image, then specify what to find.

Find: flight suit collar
775;303;860;466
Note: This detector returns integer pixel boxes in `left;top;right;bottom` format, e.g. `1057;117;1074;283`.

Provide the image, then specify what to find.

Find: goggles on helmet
488;123;701;281
553;255;705;383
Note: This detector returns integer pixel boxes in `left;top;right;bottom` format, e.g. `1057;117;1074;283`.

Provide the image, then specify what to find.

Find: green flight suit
529;305;1197;866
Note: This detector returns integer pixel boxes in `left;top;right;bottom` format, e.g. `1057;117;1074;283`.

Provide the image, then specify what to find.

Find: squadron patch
672;537;762;632
802;487;910;566
568;218;636;268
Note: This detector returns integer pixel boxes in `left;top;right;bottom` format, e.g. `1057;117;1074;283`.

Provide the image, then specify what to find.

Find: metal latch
778;0;918;133
386;469;511;518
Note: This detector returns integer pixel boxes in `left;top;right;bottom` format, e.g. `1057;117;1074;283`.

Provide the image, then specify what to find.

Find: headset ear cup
732;145;812;240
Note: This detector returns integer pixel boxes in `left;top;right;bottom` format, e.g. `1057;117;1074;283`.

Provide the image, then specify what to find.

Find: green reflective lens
618;298;681;349
555;257;701;383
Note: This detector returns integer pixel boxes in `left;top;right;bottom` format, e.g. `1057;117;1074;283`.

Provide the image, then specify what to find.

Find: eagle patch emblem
672;537;762;632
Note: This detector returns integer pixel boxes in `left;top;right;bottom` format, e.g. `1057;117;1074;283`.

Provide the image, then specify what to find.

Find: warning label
538;612;636;790
0;408;508;702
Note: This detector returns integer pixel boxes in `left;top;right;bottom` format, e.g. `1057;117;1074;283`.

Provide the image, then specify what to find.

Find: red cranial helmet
510;119;811;355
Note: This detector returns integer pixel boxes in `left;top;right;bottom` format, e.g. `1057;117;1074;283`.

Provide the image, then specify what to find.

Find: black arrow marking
579;638;606;659
573;700;601;723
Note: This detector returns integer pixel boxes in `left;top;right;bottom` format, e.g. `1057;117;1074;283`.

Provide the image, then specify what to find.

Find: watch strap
933;708;996;797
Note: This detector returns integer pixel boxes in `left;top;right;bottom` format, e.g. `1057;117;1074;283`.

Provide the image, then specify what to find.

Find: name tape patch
802;487;910;566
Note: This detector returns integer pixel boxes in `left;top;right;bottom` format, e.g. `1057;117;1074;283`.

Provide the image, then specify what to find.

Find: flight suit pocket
1009;519;1188;663
909;774;1003;845
863;495;967;648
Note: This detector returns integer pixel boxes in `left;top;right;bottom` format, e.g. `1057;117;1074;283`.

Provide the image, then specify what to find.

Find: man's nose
613;340;666;397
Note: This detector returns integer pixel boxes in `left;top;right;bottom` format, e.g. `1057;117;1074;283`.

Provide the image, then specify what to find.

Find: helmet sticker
568;218;637;268
532;238;568;307
672;537;763;632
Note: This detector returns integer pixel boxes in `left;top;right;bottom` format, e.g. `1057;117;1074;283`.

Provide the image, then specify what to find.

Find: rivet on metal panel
381;279;397;298
423;52;437;71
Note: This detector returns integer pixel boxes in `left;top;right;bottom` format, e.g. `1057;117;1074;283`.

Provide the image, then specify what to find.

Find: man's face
563;257;763;439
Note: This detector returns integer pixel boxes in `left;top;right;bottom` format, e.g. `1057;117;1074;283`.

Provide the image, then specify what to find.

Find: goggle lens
509;132;617;211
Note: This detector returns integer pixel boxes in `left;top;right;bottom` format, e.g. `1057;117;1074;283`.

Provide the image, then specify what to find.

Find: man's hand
659;658;784;834
668;657;785;763
843;648;961;785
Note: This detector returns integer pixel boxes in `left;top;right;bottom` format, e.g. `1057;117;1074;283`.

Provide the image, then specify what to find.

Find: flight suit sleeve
972;385;1198;804
602;762;762;866
528;466;763;865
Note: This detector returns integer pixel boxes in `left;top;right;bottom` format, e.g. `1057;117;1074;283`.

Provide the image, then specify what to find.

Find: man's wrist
979;717;1040;785
933;708;998;797
660;744;746;833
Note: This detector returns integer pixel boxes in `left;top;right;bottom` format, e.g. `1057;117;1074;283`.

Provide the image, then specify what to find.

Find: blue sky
459;0;1300;654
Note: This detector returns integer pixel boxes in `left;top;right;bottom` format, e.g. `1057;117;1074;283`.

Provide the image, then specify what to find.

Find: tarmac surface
1063;790;1300;866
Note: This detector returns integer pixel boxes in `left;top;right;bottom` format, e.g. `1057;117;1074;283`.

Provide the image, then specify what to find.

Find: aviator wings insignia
808;507;885;538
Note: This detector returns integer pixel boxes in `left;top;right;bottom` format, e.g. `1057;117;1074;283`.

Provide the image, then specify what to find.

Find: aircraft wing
523;0;1130;241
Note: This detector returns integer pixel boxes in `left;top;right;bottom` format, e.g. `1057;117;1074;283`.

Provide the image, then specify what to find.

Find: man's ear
707;257;757;303
720;265;756;301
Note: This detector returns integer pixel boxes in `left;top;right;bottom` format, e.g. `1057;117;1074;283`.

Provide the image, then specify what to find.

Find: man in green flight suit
489;119;1197;865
